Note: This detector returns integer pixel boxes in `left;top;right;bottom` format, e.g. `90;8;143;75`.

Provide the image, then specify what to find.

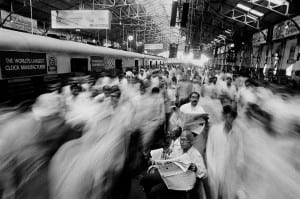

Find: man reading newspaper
140;131;207;199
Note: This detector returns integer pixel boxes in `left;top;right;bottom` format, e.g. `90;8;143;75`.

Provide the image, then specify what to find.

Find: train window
71;58;88;74
115;59;123;77
135;60;139;72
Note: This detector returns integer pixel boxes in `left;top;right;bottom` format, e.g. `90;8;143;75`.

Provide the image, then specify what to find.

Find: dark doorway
134;60;139;72
156;61;158;68
115;59;123;77
150;61;152;69
71;58;88;74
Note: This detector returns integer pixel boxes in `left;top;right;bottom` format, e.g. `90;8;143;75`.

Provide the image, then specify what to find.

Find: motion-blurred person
138;69;147;80
93;85;111;103
169;103;183;131
109;85;122;109
176;78;193;106
192;78;202;94
0;93;74;199
221;76;237;102
206;105;237;199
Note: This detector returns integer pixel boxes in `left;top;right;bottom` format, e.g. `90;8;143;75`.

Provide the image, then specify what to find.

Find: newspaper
156;154;196;191
150;148;164;161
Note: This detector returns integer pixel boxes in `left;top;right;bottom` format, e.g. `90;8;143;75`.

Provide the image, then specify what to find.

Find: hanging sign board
169;43;178;58
144;43;164;50
47;55;58;72
273;15;300;40
51;10;112;29
91;56;105;72
0;10;38;33
0;51;47;78
252;29;268;46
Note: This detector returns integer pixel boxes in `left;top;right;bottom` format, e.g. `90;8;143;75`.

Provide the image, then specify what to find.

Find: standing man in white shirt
180;92;206;115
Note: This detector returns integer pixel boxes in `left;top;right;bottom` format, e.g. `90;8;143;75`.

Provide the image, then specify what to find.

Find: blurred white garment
167;146;207;179
221;84;237;100
192;83;202;94
199;96;223;124
32;92;62;119
180;103;206;115
167;85;177;103
169;111;183;130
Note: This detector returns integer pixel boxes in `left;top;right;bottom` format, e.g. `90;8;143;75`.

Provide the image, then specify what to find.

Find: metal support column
29;0;33;34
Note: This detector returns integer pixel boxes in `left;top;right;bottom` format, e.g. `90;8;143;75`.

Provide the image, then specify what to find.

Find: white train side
0;28;164;103
0;28;164;79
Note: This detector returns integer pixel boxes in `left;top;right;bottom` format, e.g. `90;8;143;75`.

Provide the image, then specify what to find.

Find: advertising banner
91;56;105;72
169;43;178;58
47;55;58;73
252;29;268;46
0;10;37;33
51;10;112;29
273;15;300;40
0;51;47;78
144;43;164;50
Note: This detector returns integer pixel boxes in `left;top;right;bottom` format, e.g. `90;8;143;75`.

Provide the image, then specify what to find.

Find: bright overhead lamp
250;9;264;17
237;3;251;12
128;35;134;41
247;14;258;20
236;3;264;17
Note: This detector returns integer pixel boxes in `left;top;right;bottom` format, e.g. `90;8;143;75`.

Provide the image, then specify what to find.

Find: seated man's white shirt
180;102;206;114
168;138;181;157
168;146;207;179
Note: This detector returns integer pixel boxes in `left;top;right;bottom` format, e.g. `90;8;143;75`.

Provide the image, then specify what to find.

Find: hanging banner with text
252;29;268;46
51;10;112;29
144;43;164;50
91;56;105;72
0;51;47;78
273;15;300;40
0;10;38;33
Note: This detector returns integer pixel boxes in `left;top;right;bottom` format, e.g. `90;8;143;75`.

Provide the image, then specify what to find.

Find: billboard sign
273;15;300;40
51;10;112;29
169;43;178;58
0;51;47;78
0;10;37;33
252;29;268;46
144;43;164;50
91;56;105;72
47;55;57;72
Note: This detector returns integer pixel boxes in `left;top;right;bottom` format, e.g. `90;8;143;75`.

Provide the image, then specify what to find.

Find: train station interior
0;1;300;199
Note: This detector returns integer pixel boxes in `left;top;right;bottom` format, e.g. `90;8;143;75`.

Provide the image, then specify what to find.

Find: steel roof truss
226;9;259;29
247;0;289;16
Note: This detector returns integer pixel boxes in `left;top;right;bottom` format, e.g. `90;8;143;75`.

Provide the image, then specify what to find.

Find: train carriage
0;28;164;103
